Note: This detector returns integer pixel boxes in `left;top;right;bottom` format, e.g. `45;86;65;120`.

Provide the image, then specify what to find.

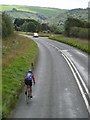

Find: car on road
33;33;39;37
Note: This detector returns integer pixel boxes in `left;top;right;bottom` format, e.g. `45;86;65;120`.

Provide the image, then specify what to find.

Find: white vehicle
33;33;38;37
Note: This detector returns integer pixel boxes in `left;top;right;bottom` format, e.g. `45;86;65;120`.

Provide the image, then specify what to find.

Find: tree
27;22;37;32
41;23;50;31
21;21;28;32
14;18;25;27
2;12;13;38
14;18;41;32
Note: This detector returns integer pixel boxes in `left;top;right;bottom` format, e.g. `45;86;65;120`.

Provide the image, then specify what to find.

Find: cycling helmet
28;69;32;72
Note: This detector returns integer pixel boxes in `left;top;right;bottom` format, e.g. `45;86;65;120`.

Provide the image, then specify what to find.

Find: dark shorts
25;80;32;86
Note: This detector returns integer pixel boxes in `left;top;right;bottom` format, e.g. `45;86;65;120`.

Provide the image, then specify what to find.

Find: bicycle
25;85;31;104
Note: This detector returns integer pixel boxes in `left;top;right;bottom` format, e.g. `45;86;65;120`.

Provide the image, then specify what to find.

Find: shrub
70;27;79;37
78;28;88;39
70;27;88;39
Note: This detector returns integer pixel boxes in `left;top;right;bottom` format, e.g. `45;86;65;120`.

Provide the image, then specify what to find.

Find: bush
70;27;88;39
70;27;79;37
78;28;88;39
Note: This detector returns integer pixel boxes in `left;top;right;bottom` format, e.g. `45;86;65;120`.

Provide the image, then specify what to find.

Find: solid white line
48;43;90;113
49;43;89;97
62;54;90;114
63;53;89;97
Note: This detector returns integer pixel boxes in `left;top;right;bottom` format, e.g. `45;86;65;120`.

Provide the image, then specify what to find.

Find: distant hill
0;5;88;30
47;8;88;30
0;5;67;17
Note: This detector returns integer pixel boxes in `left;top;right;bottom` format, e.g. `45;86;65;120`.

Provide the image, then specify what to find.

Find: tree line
14;18;41;32
2;12;89;39
14;18;61;34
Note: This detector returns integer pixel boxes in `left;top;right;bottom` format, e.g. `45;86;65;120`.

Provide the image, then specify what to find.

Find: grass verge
2;34;38;118
49;35;89;54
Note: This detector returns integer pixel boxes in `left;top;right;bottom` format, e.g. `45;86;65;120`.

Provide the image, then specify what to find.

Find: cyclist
24;69;35;98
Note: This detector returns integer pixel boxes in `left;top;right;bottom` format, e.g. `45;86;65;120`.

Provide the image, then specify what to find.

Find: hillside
0;5;67;17
0;5;88;30
47;8;88;30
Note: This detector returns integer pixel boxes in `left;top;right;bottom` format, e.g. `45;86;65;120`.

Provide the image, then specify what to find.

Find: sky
0;0;89;9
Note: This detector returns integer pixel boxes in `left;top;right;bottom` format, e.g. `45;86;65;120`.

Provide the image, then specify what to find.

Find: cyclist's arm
32;73;35;84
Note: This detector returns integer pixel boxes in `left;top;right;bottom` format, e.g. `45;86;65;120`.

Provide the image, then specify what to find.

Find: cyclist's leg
25;80;28;94
30;81;32;98
30;86;32;96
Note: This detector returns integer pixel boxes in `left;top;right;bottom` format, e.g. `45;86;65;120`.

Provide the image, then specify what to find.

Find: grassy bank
2;34;38;118
49;35;89;54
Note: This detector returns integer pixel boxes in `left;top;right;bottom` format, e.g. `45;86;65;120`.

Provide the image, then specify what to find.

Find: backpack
25;72;33;81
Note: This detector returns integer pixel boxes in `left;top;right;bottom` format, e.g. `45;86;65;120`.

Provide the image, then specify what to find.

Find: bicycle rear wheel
25;88;30;104
25;93;28;104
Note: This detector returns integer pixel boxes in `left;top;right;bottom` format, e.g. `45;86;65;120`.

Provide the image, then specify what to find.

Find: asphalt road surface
10;35;89;118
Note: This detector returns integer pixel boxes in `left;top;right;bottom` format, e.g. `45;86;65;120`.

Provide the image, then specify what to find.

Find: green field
0;5;64;17
2;34;38;118
0;5;35;13
1;5;65;22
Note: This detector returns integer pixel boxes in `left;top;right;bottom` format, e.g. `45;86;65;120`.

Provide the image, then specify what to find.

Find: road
10;35;89;118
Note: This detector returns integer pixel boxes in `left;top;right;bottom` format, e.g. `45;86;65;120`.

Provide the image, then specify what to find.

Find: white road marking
47;43;90;114
75;50;87;58
62;54;90;114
